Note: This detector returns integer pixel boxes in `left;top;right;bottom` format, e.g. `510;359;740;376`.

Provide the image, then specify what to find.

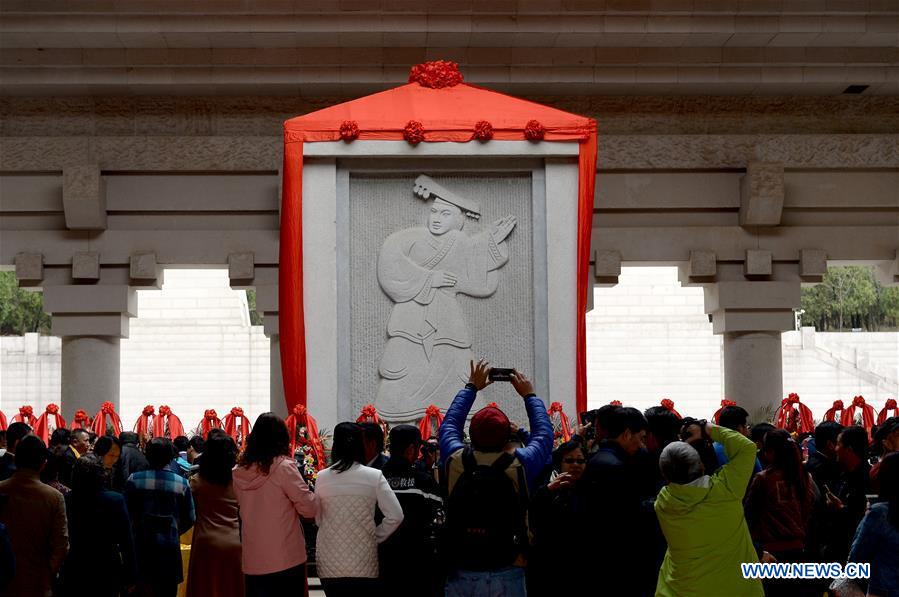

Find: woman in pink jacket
233;412;318;597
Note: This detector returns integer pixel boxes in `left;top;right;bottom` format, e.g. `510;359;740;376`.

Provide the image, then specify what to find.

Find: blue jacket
438;384;553;492
849;503;899;597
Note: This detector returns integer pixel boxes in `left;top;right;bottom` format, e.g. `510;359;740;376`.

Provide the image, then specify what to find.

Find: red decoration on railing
403;120;425;144
197;409;223;439
879;398;898;424
473;120;494;141
70;410;91;430
286;404;325;471
842;395;876;439
548;402;573;443
91;401;123;437
775;393;814;435
524;119;545;141
408;60;464;88
154;405;185;439
134;405;155;441
223;407;252;449
12;405;37;426
418;405;444;440
34;404;67;444
660;399;682;418
339;120;359;141
824;400;845;423
713;399;737;423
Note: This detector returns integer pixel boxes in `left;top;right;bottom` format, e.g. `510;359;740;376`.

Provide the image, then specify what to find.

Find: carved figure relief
375;175;517;419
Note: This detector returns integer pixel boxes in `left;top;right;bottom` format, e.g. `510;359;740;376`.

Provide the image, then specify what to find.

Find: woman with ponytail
746;429;817;597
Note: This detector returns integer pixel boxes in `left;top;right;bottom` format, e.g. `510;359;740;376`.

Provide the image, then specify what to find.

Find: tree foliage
0;271;51;335
801;266;899;331
245;289;264;326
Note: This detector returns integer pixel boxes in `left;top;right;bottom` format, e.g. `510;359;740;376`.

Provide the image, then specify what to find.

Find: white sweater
314;462;404;578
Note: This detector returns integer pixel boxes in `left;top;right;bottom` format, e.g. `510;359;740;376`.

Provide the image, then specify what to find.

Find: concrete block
263;314;279;337
43;285;137;317
594;250;622;286
130;252;159;284
744;249;772;277
799;249;827;280
689;250;717;278
229;252;255;282
72;251;100;281
740;161;784;227
15;252;43;282
51;313;129;338
62;165;107;230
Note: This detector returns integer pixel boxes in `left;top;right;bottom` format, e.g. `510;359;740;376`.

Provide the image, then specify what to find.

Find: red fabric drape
418;405;444;440
713;399;737;423
548;402;573;443
197;409;223;439
285;404;326;471
660;399;682;419
879;399;898;424
842;396;876;439
824;400;845;423
12;405;37;427
134;405;155;440
91;401;123;436
223;407;252;449
70;410;91;430
153;405;185;439
0;410;6;431
34;404;67;444
279;63;597;418
774;393;814;435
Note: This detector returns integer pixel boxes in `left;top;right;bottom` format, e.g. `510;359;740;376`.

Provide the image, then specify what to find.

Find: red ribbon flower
73;410;90;424
205;409;218;420
473;120;493;141
153;405;185;439
660;399;682;418
548;402;573;442
159;405;172;416
775;393;814;435
101;401;115;414
19;405;33;418
197;409;223;438
713;399;737;423
824;400;844;422
339;120;359;142
418;405;444;441
46;403;59;415
609;400;622;406
403;120;425;145
287;404;325;471
34;404;67;444
879;398;898;424
524;119;545;141
142;405;155;416
842;395;876;438
408;60;464;88
223;407;252;450
134;405;156;440
92;401;123;436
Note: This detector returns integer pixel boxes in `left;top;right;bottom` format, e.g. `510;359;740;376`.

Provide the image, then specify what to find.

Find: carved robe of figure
375;187;516;420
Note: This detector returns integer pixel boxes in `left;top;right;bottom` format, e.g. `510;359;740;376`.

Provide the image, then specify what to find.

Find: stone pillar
722;332;783;420
263;313;287;418
61;336;121;420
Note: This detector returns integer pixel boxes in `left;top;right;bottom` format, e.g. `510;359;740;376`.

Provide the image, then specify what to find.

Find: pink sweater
232;455;318;575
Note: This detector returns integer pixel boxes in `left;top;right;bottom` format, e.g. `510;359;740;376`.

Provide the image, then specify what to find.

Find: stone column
722;332;783;420
61;336;121;420
266;320;288;419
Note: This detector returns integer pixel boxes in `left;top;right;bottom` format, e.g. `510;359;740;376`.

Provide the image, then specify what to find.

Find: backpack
445;448;527;570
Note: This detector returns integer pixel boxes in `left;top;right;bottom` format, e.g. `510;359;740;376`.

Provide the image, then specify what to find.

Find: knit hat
470;406;510;452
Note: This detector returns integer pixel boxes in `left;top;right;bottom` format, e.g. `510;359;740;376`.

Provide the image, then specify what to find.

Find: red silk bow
609;400;623;407
0;410;6;432
878;398;898;425
356;404;381;424
34;404;67;444
775;393;814;435
12;405;37;426
223;407;252;449
824;400;845;422
197;409;223;439
842;396;875;439
286;404;325;471
91;401;123;436
134;405;155;440
713;399;737;423
153;405;185;439
547;402;573;443
660;399;682;418
418;405;444;441
70;410;91;430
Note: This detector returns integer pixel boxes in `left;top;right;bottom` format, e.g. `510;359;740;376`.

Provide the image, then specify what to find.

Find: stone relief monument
374;175;517;418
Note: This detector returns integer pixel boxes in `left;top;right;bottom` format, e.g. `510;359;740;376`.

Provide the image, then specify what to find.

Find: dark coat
528;481;581;596
0;454;14;483
57;446;79;488
113;443;149;491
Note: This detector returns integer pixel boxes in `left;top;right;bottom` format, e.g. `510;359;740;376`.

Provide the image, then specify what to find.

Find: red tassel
842;396;876;440
34;404;67;444
548;402;572;443
12;405;37;427
824;400;845;423
418;405;444;440
774;393;814;435
196;409;223;439
133;405;155;442
878;398;898;425
91;401;123;436
286;404;326;471
153;405;185;439
223;407;252;449
713;399;737;423
70;410;92;430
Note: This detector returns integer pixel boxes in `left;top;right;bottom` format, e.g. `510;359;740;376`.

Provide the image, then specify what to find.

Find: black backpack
445;448;527;570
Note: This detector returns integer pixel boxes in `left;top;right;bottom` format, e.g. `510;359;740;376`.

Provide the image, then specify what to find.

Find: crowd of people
0;360;896;597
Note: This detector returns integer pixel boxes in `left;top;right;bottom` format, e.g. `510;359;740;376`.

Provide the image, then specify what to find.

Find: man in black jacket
113;432;149;491
380;425;443;597
58;428;90;487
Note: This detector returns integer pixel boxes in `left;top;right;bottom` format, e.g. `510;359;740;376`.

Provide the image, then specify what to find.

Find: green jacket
654;426;764;597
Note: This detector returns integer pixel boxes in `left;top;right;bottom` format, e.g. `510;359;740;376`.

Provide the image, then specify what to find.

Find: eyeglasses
562;458;586;464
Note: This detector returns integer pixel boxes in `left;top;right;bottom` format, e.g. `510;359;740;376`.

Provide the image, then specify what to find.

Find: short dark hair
839;426;868;461
119;431;140;445
49;427;71;448
199;434;237;486
595;404;621;434
173;436;190;453
15;435;48;471
6;422;32;452
331;422;365;473
814;421;844;449
388;425;421;458
188;436;206;453
93;435;120;458
361;423;385;452
605;407;648;440
70;428;89;445
750;422;775;444
552;439;585;472
718;406;749;431
71;453;107;495
644;406;682;449
145;437;175;470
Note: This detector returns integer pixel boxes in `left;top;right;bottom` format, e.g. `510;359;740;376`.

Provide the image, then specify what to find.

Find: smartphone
488;367;514;382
